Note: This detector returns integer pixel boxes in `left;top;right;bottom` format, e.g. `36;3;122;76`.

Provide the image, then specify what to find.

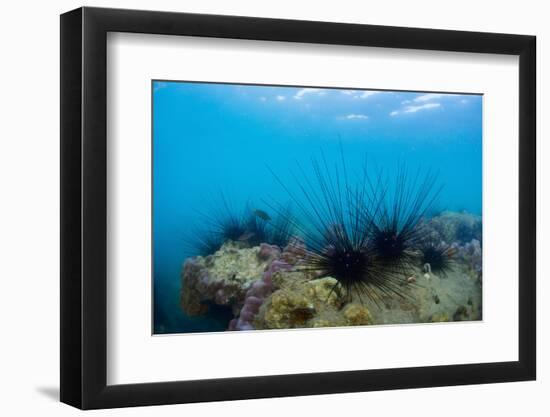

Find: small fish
238;231;256;241
252;209;271;221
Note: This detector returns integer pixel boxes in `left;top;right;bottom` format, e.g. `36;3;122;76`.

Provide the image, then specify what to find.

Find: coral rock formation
426;211;482;244
229;253;293;331
180;211;483;330
180;241;278;316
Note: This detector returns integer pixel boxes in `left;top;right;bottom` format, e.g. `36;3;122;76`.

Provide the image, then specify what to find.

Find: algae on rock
180;241;276;316
254;263;481;329
180;211;483;329
254;274;374;329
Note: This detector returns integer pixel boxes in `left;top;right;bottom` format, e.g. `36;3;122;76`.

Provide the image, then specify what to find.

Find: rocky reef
255;274;374;329
228;252;293;331
425;210;482;244
423;211;482;280
180;241;279;316
180;211;482;330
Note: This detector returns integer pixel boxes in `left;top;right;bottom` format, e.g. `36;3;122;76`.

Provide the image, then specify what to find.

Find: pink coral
229;252;293;331
257;243;281;261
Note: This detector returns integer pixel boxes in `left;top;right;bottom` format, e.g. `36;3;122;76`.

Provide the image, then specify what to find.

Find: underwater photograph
153;81;482;334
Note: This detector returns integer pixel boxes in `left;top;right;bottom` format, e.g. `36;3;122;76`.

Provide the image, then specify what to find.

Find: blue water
152;81;482;334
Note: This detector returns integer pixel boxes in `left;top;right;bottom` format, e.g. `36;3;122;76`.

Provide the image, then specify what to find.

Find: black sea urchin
265;205;296;249
183;229;224;257
243;210;270;247
184;195;296;257
368;164;443;275
209;194;249;243
420;242;456;278
183;193;249;257
269;151;408;305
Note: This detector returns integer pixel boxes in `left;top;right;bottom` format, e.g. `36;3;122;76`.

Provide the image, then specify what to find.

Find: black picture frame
60;6;536;410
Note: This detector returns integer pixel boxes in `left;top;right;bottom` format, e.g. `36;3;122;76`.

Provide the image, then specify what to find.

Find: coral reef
180;210;483;330
450;239;482;280
180;241;279;316
259;276;375;329
252;259;481;328
425;211;482;244
228;248;293;331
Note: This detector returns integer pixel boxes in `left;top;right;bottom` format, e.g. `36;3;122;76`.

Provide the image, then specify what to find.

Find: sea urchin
368;164;443;275
269;150;409;305
420;242;456;278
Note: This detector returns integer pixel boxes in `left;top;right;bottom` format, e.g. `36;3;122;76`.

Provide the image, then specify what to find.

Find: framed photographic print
60;6;536;409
